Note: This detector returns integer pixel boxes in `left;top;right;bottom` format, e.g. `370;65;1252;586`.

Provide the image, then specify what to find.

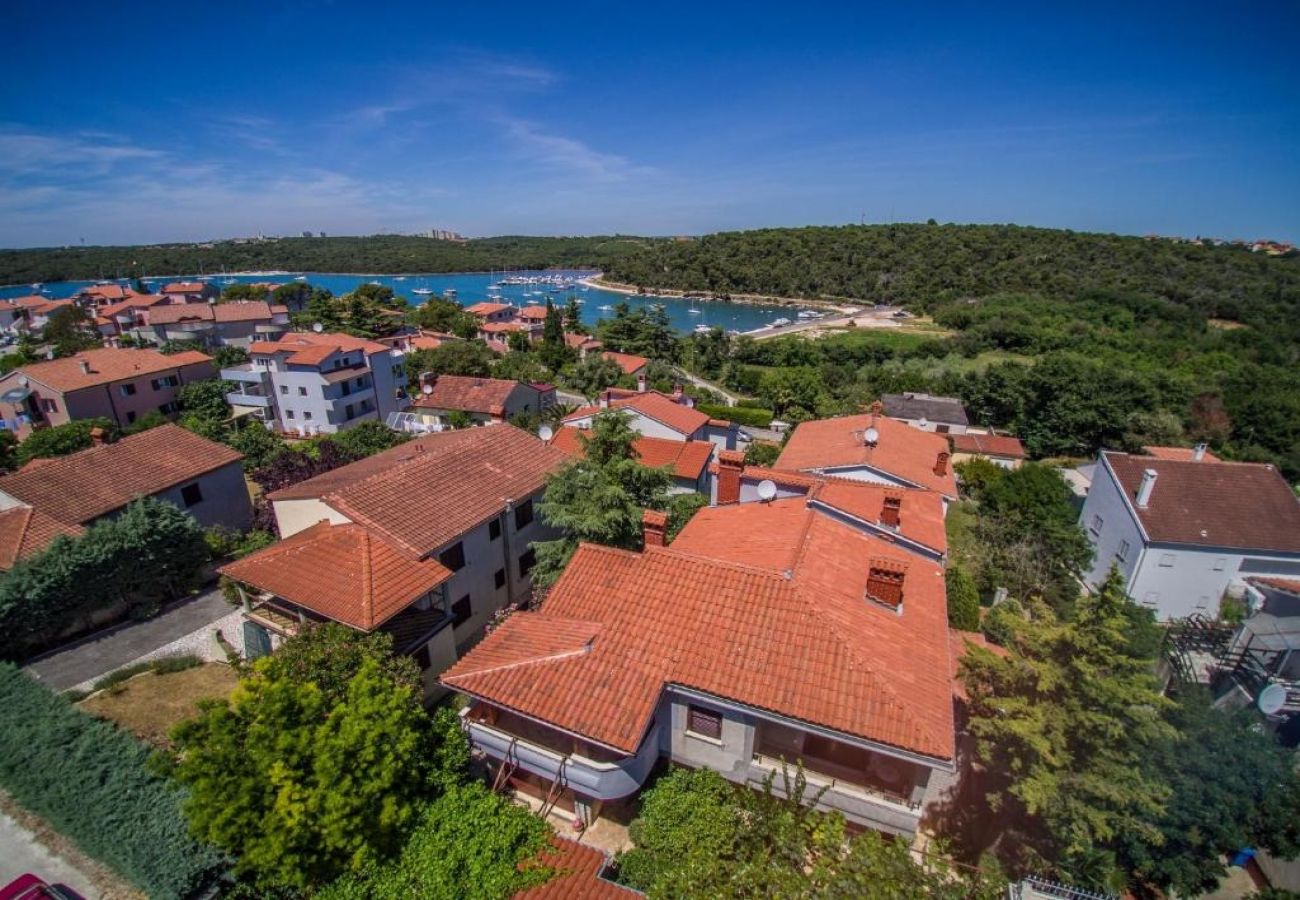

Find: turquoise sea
1;269;799;335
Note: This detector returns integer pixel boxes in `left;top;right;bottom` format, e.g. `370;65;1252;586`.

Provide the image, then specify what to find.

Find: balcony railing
748;754;922;836
220;365;268;384
226;389;273;408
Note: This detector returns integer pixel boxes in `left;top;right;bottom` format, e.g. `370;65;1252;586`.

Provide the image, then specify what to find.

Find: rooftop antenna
756;479;778;503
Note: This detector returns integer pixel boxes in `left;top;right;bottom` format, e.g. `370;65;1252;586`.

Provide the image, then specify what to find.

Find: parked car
0;874;80;900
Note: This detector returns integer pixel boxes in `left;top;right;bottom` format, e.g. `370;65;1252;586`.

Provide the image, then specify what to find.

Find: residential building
78;283;136;307
881;392;971;434
404;374;556;429
602;350;649;378
221;332;405;434
95;294;170;339
465;302;517;324
948;433;1026;470
223;426;569;695
564;332;603;357
1079;450;1300;620
0;347;215;438
0;423;251;569
1143;444;1222;462
481;319;543;350
121;301;289;347
715;455;947;561
160;281;218;302
775;406;959;502
562;388;738;450
549;424;715;494
443;498;956;836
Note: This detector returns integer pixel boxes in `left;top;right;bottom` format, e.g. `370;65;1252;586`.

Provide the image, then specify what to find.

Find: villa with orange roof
562;387;738;450
442;497;957;836
116;300;289;348
404;373;555;430
220;331;406;434
601;350;648;377
0;347;215;438
160;281;218;302
549;424;715;494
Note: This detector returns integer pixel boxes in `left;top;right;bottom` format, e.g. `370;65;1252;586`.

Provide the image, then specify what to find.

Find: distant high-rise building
424;228;466;242
302;231;313;238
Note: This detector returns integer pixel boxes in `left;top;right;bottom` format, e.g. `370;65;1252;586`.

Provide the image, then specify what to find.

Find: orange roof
81;284;132;301
213;300;276;322
249;331;387;364
601;350;648;375
410;375;523;417
515;836;632;899
1143;445;1222;462
564;333;601;350
739;465;946;555
146;303;215;325
8;347;213;392
444;501;955;761
776;413;958;496
270;425;569;558
99;295;168;317
515;306;550;321
565;391;710;438
950;433;1026;459
481;321;533;334
0;506;83;571
550;425;714;479
465;302;513;317
162;281;205;293
0;424;242;525
220;521;452;631
1251;577;1300;596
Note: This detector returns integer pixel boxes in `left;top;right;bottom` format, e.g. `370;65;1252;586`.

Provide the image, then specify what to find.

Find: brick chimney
933;451;950;477
865;557;908;609
89;426;106;447
716;450;745;505
880;491;903;529
642;508;668;547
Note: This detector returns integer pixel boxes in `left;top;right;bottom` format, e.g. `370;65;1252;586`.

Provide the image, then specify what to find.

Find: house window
686;705;723;740
1141;591;1160;607
936;424;950;434
1090;515;1103;534
126;411;137;424
280;385;289;395
494;568;506;589
180;483;203;507
1158;553;1176;567
1116;540;1130;561
345;404;354;419
514;499;534;529
150;374;179;390
451;595;472;626
303;411;312;420
41;398;57;413
356;377;364;387
489;519;502;541
518;548;536;577
119;383;137;397
298;386;308;396
158;400;179;415
287;409;296;419
439;542;466;572
413;644;431;670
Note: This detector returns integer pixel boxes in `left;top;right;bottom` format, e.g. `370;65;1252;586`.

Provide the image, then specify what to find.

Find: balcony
461;706;660;801
226;389;273;409
220;364;268;384
747;754;922;836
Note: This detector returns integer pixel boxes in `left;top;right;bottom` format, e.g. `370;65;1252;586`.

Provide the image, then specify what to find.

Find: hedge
696;403;774;428
0;664;226;898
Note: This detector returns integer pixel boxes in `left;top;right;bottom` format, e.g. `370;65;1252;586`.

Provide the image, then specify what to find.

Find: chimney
642;508;668;547
637;373;647;393
933;451;950;477
89;426;106;447
716;449;745;505
79;359;92;375
1136;468;1158;508
866;557;908;609
1192;442;1207;461
418;371;436;390
880;491;903;529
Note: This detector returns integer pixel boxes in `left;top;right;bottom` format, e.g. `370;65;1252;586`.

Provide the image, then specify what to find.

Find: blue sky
2;1;1298;247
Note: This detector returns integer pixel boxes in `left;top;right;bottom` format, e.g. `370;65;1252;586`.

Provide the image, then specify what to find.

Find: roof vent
1136;468;1157;508
866;557;907;609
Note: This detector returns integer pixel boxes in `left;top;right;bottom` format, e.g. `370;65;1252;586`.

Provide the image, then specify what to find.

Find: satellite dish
756;479;778;502
918;416;928;428
864;426;880;446
421;382;434;395
1258;683;1288;716
311;322;324;333
538;424;554;442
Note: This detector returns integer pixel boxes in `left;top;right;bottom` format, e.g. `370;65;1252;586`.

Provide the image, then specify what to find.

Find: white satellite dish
311;322;324;333
538;424;554;442
864;426;880;446
918;416;928;428
1258;683;1288;716
756;479;778;502
421;382;434;395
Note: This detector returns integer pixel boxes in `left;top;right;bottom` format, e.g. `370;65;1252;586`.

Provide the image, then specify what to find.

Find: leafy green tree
954;457;1005;501
493;350;549;385
595;302;678;360
410;297;477;339
683;326;732;379
273;282;313;312
178;378;234;423
124;409;170;434
961;571;1175;889
170;657;428;889
566;353;623;400
16;417;118;465
330;420;409;460
212;345;250;368
256;622;422;703
563;295;585;334
946;566;981;631
404;341;496;381
42;305;100;356
226;422;286;470
221;283;266;301
539;300;573;373
505;329;531;354
0;430;17;471
664;491;707;541
743;440;781;467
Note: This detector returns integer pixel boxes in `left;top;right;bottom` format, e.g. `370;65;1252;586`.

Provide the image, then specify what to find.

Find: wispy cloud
0;127;165;177
211;114;291;155
497;117;650;182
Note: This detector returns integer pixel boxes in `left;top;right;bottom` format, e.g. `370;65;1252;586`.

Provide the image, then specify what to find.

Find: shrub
697;403;772;427
0;664;226;898
15;418;118;465
945;566;982;631
89;655;203;693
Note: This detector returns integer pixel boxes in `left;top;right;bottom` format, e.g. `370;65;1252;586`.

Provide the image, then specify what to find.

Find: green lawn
945;500;980;570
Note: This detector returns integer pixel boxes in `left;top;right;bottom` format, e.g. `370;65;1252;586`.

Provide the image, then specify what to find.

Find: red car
0;875;80;900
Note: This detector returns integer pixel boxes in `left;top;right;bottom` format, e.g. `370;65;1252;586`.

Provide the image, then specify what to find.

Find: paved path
0;811;100;899
25;587;231;692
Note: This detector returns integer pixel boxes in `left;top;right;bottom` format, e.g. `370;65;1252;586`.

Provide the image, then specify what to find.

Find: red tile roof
213;300;276;322
444;500;955;761
515;306;550;321
410;375;522;417
481;321;533;334
99;295;168;317
81;284;131;301
220;521;452;631
601;351;648;375
270;425;570;558
776;413;958;496
8;347;213;392
162;282;206;293
739;465;947;554
465;302;513;317
0;506;83;571
0;424;243;525
145;303;215;325
1143;445;1222;462
1251;577;1300;597
550;426;714;480
1103;451;1300;552
249;331;387;364
515;836;632;899
564;333;601;350
949;433;1026;459
565;391;710;438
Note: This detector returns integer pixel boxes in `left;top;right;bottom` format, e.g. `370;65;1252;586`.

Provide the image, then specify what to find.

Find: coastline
579;275;855;313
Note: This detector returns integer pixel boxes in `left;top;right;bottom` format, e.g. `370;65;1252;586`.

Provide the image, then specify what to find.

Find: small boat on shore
797;310;822;319
294;275;308;282
597;305;614;312
412;288;434;296
770;317;792;328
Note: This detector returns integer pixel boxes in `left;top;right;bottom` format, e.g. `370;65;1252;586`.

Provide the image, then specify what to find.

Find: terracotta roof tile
146;303;215;325
162;282;206;293
445;500;955;761
950;629;1008;701
410;375;521;417
0;506;83;571
949;432;1026;459
0;424;243;525
465;302;513;317
98;295;168;317
564;333;601;350
515;836;633;899
550;426;713;479
8;347;213;393
1251;577;1300;596
515;306;550;321
270;425;569;557
1143;445;1222;462
212;300;276;322
1103;451;1300;552
565;391;710;437
249;331;388;365
776;413;958;496
601;351;648;375
220;521;452;630
81;284;131;301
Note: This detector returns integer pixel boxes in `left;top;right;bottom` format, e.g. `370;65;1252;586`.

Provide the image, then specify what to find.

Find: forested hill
601;224;1300;326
